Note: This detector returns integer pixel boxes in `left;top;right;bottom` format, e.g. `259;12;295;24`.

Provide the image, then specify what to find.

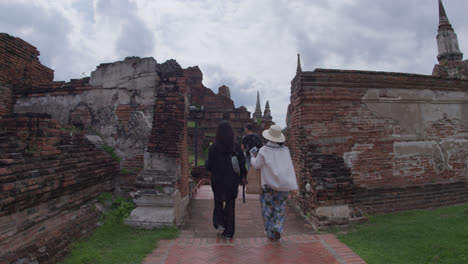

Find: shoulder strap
232;144;238;156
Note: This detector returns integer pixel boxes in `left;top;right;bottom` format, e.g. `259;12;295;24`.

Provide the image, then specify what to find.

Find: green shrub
111;197;135;219
97;192;113;204
101;144;121;162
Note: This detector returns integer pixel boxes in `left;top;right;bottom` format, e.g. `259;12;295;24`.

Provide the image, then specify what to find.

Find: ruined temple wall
0;113;118;264
203;94;234;111
289;69;468;225
14;57;159;193
147;74;190;197
0;33;54;119
0;82;13;118
0;33;54;88
184;67;252;152
145;72;190;224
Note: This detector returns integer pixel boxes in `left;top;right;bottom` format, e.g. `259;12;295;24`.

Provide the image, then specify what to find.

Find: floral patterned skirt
260;185;289;239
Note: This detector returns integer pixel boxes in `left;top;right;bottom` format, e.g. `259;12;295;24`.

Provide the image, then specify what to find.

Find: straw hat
262;125;285;143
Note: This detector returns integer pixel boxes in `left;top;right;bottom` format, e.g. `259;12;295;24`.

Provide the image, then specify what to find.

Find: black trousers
213;194;236;237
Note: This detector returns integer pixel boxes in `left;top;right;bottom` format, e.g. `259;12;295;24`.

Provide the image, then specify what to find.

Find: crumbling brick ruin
184;66;274;161
0;114;118;263
2;26;270;262
184;67;249;155
0;34;53;118
2;0;467;262
287;0;468;228
0;34;118;263
0;32;193;262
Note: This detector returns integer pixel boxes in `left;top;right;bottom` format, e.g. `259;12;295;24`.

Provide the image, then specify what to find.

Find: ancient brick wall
0;33;53;88
148;73;190;198
0;113;118;264
14;57;159;193
0;33;54;119
203;94;234;111
184;67;252;157
184;66;211;107
15;78;92;99
0;82;13;118
288;69;468;226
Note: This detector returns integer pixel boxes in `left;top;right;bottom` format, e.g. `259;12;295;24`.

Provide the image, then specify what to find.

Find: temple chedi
252;91;274;131
263;100;272;122
432;0;468;79
253;91;263;123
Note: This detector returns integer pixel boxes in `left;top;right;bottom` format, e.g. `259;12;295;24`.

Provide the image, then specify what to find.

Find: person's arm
250;148;265;169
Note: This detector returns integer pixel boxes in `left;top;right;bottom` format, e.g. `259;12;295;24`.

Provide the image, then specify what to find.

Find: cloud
1;0;468;127
96;0;155;58
0;1;72;72
71;0;95;24
200;64;289;128
200;64;257;108
116;21;155;57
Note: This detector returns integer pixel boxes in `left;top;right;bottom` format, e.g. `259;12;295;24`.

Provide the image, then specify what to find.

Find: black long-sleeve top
205;142;247;200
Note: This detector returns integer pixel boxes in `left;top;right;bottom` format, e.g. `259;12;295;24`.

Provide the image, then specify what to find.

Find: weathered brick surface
184;67;252;149
0;113;119;263
0;33;53;119
118;155;144;193
0;82;13;118
288;69;468;224
16;78;92;98
148;73;190;197
0;33;54;88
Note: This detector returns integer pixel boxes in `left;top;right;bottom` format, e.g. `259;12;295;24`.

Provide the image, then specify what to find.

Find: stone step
125;206;176;229
136;169;176;188
133;189;175;207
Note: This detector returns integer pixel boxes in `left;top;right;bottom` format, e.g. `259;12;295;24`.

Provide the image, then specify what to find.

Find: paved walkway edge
318;234;366;264
142;234;367;264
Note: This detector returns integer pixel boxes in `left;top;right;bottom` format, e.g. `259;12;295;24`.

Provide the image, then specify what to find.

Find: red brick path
143;186;366;264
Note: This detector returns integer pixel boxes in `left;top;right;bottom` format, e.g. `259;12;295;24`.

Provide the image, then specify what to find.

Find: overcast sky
1;0;468;127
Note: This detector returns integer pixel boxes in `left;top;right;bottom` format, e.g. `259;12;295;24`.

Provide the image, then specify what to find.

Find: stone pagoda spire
296;54;302;74
253;91;263;122
436;0;463;63
263;100;272;121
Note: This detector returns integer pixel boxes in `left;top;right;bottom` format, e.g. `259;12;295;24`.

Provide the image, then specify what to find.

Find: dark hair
215;120;234;151
245;123;253;131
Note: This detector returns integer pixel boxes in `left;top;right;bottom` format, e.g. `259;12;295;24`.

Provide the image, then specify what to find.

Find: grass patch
61;197;179;264
119;168;130;175
189;147;209;167
188;121;196;128
189;153;206;166
338;204;468;264
97;192;113;204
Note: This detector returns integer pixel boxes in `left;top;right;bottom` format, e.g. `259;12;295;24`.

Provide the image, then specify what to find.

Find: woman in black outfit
205;121;247;239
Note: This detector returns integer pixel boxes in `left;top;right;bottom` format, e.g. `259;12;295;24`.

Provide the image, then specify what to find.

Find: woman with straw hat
250;124;298;241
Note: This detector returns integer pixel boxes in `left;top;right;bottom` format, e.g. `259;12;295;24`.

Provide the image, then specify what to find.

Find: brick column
126;64;191;228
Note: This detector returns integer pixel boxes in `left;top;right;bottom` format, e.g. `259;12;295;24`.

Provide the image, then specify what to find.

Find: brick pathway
143;186;366;264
